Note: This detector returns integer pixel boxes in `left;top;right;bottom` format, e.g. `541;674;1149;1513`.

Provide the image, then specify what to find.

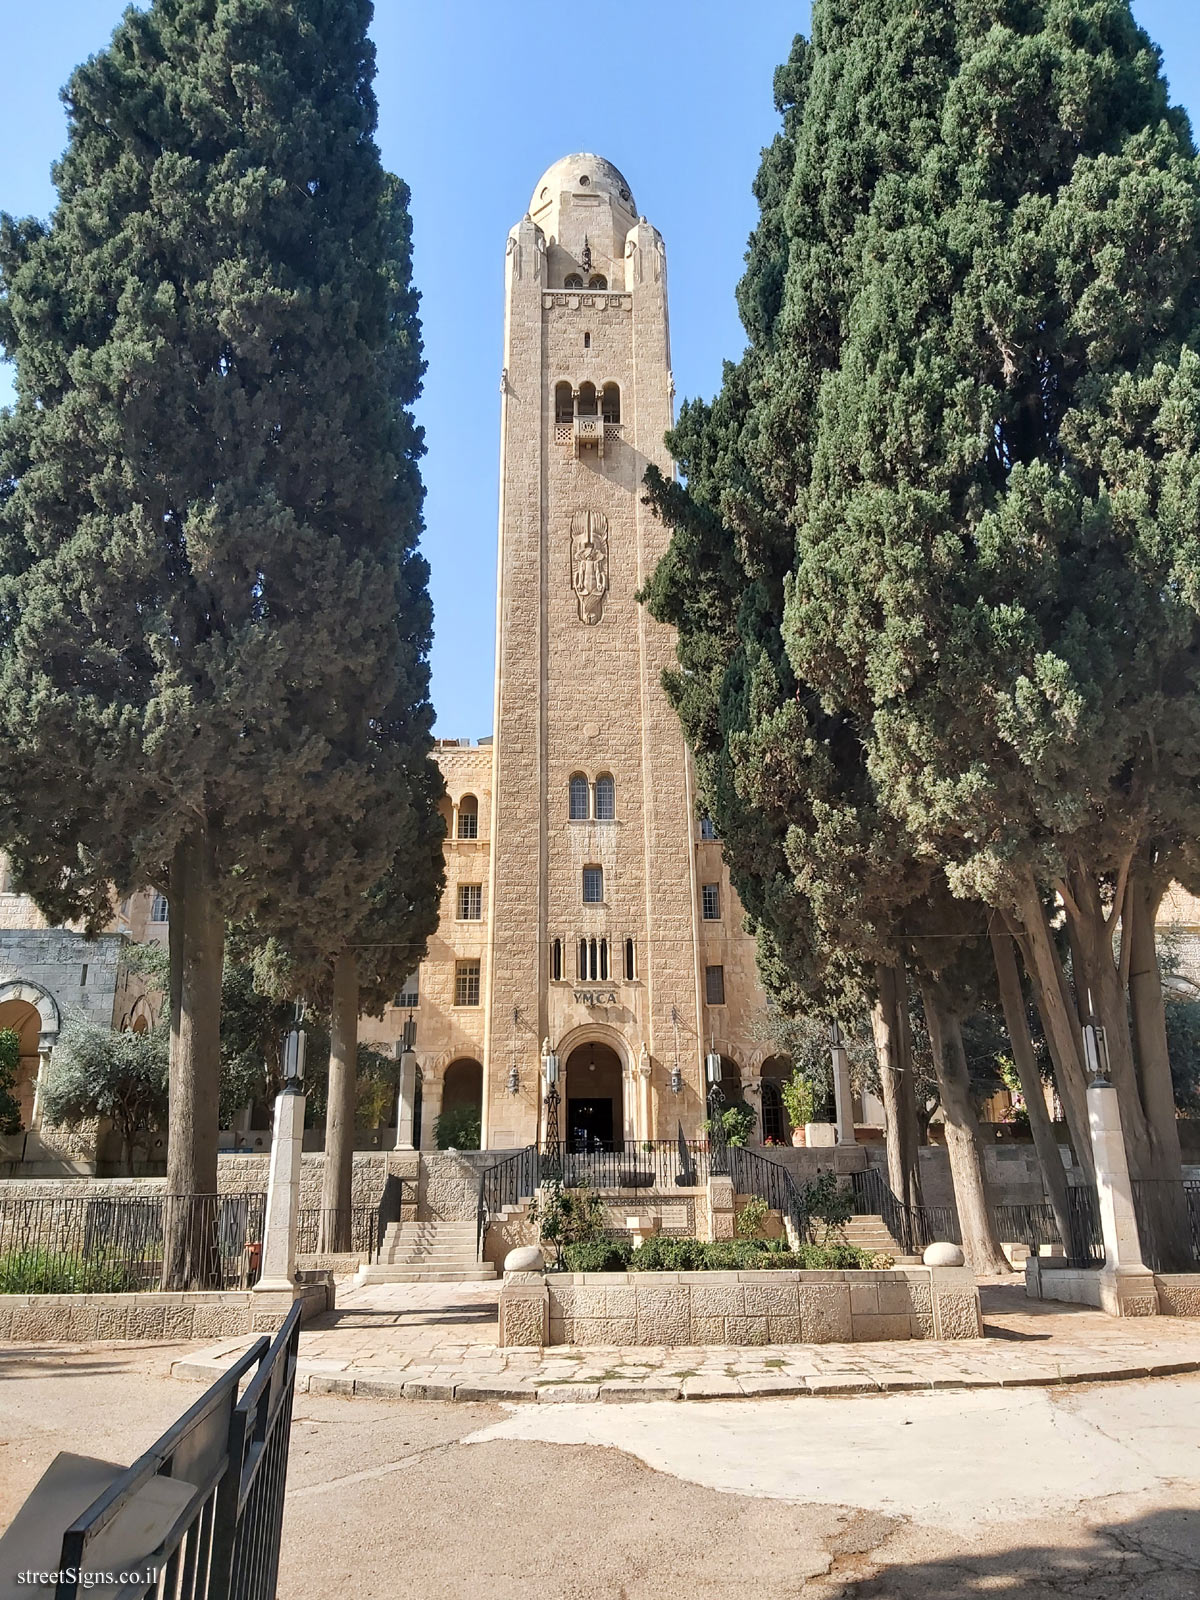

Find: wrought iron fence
54;1299;302;1599
0;1192;266;1293
1131;1178;1200;1272
476;1144;539;1256
728;1146;808;1240
557;1139;711;1193
296;1205;377;1258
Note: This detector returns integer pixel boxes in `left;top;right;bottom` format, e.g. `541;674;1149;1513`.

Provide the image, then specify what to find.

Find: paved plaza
164;1277;1200;1403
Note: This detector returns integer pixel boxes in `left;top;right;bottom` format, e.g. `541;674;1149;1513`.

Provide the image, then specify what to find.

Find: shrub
800;1171;854;1239
735;1195;770;1239
0;1248;138;1293
780;1071;815;1134
561;1238;633;1273
434;1105;481;1150
529;1181;609;1265
587;1237;882;1272
627;1235;708;1272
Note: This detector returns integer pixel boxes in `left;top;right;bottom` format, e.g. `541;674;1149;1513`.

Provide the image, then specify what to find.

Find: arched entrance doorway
0;981;59;1130
437;1057;482;1149
758;1055;790;1144
565;1041;624;1151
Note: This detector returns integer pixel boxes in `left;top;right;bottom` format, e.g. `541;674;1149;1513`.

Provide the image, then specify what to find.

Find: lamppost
541;1039;562;1182
257;1002;307;1293
706;1046;728;1175
394;1006;419;1151
830;1018;856;1146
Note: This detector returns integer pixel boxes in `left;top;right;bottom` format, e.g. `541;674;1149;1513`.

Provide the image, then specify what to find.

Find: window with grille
583;865;604;903
569;774;589;820
396;973;419;1009
457;796;479;839
458;883;482;920
150;893;169;923
550;938;563;982
624;938;636;981
564;273;583;288
700;817;717;840
701;883;721;920
705;964;726;1005
455;962;481;1006
594;775;615;820
578;937;608;981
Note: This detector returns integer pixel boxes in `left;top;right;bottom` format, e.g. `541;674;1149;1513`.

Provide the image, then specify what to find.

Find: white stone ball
923;1241;966;1268
504;1245;545;1272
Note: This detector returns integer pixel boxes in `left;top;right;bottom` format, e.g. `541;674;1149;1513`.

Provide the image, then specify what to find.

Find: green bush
561;1238;634;1273
530;1182;610;1265
434;1105;481;1150
735;1195;770;1239
0;1248;138;1293
610;1237;881;1272
800;1171;854;1238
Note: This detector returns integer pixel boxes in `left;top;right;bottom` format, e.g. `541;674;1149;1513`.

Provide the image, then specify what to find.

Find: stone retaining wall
0;1278;331;1343
498;1267;981;1348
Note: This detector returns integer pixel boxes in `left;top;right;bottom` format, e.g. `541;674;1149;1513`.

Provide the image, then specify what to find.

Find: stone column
637;1045;652;1143
832;1035;856;1147
255;1083;305;1292
420;1074;443;1151
30;1045;52;1131
1088;1076;1159;1317
395;1050;418;1150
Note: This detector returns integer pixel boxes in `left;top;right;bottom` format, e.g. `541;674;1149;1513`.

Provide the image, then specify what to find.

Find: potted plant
781;1070;815;1147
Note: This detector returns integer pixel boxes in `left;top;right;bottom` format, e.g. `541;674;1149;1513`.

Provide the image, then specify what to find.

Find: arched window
555;381;574;424
577;381;597;417
569;773;589;820
550;938;563;982
601;384;621;424
624;938;636;981
760;1080;786;1143
588;274;608;290
564;273;583;289
457;795;478;839
579;938;588;980
594;774;615;820
598;937;609;981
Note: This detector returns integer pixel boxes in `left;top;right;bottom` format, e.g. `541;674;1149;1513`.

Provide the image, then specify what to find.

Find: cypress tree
0;0;442;1270
647;1;1200;1265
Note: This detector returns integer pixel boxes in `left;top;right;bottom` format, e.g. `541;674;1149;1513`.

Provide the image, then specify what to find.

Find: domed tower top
527;153;642;293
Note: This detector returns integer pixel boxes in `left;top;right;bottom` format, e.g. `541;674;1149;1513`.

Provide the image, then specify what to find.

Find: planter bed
498;1267;981;1348
0;1278;331;1344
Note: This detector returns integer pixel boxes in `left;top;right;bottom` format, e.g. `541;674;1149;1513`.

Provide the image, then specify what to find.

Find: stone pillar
255;1084;305;1292
395;1050;418;1150
707;1175;736;1241
30;1046;52;1131
1088;1076;1159;1317
637;1048;652;1143
420;1074;443;1151
832;1036;856;1147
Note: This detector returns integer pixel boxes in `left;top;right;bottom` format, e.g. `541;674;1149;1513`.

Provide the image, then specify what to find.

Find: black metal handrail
727;1146;809;1243
554;1139;711;1193
1130;1177;1200;1272
296;1205;378;1259
476;1144;539;1258
55;1299;302;1599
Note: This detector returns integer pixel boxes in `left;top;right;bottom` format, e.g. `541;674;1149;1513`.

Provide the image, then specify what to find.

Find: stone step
353;1265;497;1285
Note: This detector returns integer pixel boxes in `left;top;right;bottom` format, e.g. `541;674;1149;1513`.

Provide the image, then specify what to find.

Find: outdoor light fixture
542;1042;560;1093
829;1019;843;1048
507;1065;520;1095
1083;1020;1111;1085
281;1001;307;1092
705;1049;722;1085
669;1066;683;1095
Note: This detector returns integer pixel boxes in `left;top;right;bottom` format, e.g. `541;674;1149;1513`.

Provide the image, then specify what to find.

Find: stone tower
480;153;758;1150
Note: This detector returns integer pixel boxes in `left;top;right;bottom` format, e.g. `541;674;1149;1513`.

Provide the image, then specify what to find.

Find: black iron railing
0;1193;266;1293
296;1205;378;1259
1131;1178;1200;1272
557;1140;711;1193
54;1299;302;1600
476;1144;539;1257
727;1145;808;1240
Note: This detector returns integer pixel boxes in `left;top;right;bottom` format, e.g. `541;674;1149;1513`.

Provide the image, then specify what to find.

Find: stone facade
0;1280;330;1343
499;1265;982;1348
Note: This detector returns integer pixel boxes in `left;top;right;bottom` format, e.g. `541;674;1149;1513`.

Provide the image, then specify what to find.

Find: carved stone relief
570;508;609;625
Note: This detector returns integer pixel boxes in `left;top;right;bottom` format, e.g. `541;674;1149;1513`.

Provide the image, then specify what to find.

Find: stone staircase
839;1214;914;1259
353;1220;496;1285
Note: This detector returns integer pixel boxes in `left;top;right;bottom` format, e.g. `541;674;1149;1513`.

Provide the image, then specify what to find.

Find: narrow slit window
599;938;609;981
624;938;636;981
705;964;726;1005
551;938;563;982
579;938;588;980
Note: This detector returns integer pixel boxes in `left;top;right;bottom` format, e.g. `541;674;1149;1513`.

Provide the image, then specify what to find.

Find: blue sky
2;2;1197;737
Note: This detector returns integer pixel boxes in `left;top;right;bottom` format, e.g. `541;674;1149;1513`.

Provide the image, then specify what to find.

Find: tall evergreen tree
647;1;1200;1262
0;0;442;1272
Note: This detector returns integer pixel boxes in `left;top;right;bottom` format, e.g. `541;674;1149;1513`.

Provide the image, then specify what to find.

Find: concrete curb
170;1350;1200;1405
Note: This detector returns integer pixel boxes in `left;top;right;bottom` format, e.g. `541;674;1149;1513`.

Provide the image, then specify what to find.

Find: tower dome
530;154;636;218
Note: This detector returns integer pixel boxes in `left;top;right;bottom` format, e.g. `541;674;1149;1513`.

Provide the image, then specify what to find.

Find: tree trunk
988;920;1073;1252
164;821;225;1288
918;976;1011;1275
871;963;923;1214
1012;872;1094;1179
1125;861;1190;1268
319;950;359;1254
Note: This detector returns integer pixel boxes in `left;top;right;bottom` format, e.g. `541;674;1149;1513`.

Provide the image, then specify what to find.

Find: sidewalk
170;1277;1200;1404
